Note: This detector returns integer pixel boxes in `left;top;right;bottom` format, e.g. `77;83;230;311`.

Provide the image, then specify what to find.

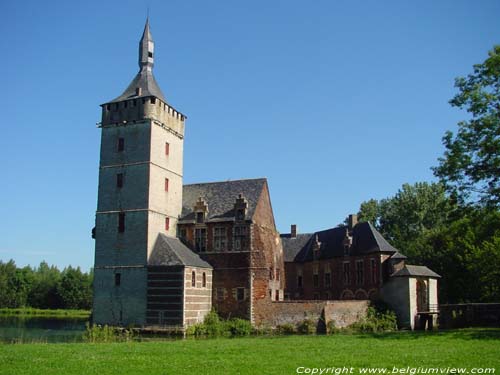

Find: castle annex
93;20;440;330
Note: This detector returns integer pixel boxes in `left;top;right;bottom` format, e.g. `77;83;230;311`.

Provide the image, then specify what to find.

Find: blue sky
0;0;498;271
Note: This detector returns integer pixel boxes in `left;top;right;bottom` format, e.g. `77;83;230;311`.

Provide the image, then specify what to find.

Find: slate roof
391;251;407;260
180;178;266;222
281;233;314;262
149;233;212;268
280;222;401;263
391;265;441;278
107;69;167;104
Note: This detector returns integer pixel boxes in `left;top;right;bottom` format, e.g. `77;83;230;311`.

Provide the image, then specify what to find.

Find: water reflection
0;316;88;343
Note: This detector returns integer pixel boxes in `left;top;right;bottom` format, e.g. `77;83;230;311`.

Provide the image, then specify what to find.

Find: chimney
291;224;297;238
348;214;358;231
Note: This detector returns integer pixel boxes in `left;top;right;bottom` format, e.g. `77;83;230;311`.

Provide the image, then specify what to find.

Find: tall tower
93;20;186;326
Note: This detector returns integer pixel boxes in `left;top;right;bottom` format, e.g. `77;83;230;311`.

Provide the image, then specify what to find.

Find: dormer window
236;209;245;221
196;212;204;224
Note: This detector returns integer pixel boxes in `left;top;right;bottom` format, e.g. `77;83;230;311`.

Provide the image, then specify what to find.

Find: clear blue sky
1;0;498;271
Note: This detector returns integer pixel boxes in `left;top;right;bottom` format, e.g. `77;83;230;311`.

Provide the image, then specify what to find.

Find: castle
92;20;440;330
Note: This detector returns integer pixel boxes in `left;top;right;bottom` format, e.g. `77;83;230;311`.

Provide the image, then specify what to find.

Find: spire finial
139;17;154;71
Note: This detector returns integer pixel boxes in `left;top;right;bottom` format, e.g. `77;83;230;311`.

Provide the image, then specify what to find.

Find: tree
56;267;92;309
433;45;500;207
357;182;454;258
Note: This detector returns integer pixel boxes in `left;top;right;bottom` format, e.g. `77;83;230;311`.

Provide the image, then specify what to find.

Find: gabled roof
180;178;266;222
280;222;402;263
149;233;212;269
281;233;314;262
391;251;407;260
391;265;441;278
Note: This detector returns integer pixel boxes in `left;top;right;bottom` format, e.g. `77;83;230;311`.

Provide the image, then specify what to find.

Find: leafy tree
433;45;500;207
56;266;92;309
357;182;454;258
28;261;62;309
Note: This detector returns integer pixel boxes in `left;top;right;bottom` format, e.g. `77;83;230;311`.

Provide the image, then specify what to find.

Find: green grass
0;329;499;375
0;308;90;319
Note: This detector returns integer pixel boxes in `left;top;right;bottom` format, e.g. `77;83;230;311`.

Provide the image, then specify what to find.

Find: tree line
0;260;92;310
355;46;500;303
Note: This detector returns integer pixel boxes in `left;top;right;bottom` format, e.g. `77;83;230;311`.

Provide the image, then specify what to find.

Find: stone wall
439;303;500;329
253;300;368;330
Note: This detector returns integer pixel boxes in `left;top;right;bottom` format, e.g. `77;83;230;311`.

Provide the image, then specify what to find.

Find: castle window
179;228;187;242
117;137;124;152
343;262;350;284
106;104;111;111
325;291;331;300
164;178;169;192
371;258;377;284
356;260;364;285
114;273;121;286
214;227;227;252
236;288;245;301
195;228;207;252
124;101;128;108
148;52;153;58
133;99;137;106
191;271;196;287
276;269;280;281
325;271;331;287
150;97;156;104
216;288;224;301
233;226;248;251
116;173;123;188
165;142;170;156
202;272;206;288
297;275;303;288
165;217;170;231
313;274;319;288
275;290;279;301
269;267;274;280
196;212;204;224
118;213;125;233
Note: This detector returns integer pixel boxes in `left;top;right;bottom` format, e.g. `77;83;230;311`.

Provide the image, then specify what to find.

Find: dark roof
281;233;313;262
391;251;407;260
280;222;401;263
180;178;266;222
107;69;166;104
391;265;441;278
149;234;212;268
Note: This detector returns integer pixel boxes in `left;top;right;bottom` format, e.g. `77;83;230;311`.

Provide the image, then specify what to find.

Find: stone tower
93;19;186;326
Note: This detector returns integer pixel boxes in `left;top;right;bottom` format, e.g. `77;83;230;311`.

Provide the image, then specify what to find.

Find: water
0;316;88;343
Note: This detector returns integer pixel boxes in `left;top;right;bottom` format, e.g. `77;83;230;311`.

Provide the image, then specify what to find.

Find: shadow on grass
350;328;500;341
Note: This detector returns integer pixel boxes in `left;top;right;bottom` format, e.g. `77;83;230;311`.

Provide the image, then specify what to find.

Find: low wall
439;303;500;329
254;300;368;331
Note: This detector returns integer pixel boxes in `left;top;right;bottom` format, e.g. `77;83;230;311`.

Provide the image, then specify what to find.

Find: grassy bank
0;329;499;375
0;308;90;319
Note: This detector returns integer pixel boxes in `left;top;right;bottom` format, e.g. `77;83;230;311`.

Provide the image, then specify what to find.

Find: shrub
82;323;135;343
226;318;252;336
297;318;316;334
185;322;207;336
326;320;340;334
276;323;296;335
203;310;226;336
349;306;397;333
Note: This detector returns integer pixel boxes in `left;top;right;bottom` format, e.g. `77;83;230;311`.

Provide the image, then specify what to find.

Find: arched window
202;272;206;288
191;271;196;287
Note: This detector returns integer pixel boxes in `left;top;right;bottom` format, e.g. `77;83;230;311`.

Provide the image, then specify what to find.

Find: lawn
0;329;499;375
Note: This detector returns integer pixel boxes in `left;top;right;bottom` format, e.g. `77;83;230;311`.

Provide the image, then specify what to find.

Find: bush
226;318;252;336
297;318;316;334
83;323;135;343
185;322;207;336
326;320;340;334
203;310;226;336
349;306;397;333
276;323;296;335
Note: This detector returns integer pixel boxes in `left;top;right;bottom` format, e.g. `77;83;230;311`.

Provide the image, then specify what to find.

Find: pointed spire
139;17;154;71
